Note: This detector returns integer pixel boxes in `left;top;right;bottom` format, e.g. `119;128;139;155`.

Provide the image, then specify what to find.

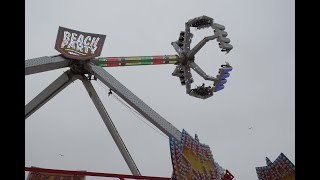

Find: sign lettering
55;26;106;60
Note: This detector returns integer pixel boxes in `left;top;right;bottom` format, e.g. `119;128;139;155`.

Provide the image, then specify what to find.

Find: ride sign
55;26;106;60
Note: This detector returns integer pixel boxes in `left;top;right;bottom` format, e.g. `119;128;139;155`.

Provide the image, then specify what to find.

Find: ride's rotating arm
91;55;179;68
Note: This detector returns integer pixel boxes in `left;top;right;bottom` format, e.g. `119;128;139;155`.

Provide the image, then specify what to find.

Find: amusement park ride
25;15;234;179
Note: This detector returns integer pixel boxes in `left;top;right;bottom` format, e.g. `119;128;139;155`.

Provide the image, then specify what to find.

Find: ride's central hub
179;52;189;65
70;60;90;75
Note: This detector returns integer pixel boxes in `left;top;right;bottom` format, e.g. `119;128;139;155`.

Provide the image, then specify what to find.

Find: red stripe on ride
153;60;164;65
105;58;120;67
152;56;164;60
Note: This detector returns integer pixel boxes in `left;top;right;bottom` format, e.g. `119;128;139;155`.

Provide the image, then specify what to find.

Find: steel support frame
25;71;142;175
25;55;71;75
81;77;141;176
25;70;79;119
84;63;182;141
25;55;184;176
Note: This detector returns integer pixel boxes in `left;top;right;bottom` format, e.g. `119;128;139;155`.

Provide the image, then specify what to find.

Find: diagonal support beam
25;71;79;119
82;78;141;176
189;62;216;81
84;63;182;142
188;35;218;57
25;55;71;75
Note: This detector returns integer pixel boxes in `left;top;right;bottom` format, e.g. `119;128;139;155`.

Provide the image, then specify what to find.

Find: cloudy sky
25;0;294;179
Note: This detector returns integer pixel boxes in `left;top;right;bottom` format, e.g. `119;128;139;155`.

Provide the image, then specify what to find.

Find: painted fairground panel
55;26;106;60
256;153;295;180
169;129;234;180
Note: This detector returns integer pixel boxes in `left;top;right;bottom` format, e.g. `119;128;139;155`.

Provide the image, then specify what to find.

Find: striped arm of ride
91;55;179;67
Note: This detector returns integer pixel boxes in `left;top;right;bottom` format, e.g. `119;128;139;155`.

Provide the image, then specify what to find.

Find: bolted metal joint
70;60;90;75
179;52;189;65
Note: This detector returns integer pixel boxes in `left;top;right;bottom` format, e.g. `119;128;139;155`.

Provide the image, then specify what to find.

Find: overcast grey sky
25;0;294;179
